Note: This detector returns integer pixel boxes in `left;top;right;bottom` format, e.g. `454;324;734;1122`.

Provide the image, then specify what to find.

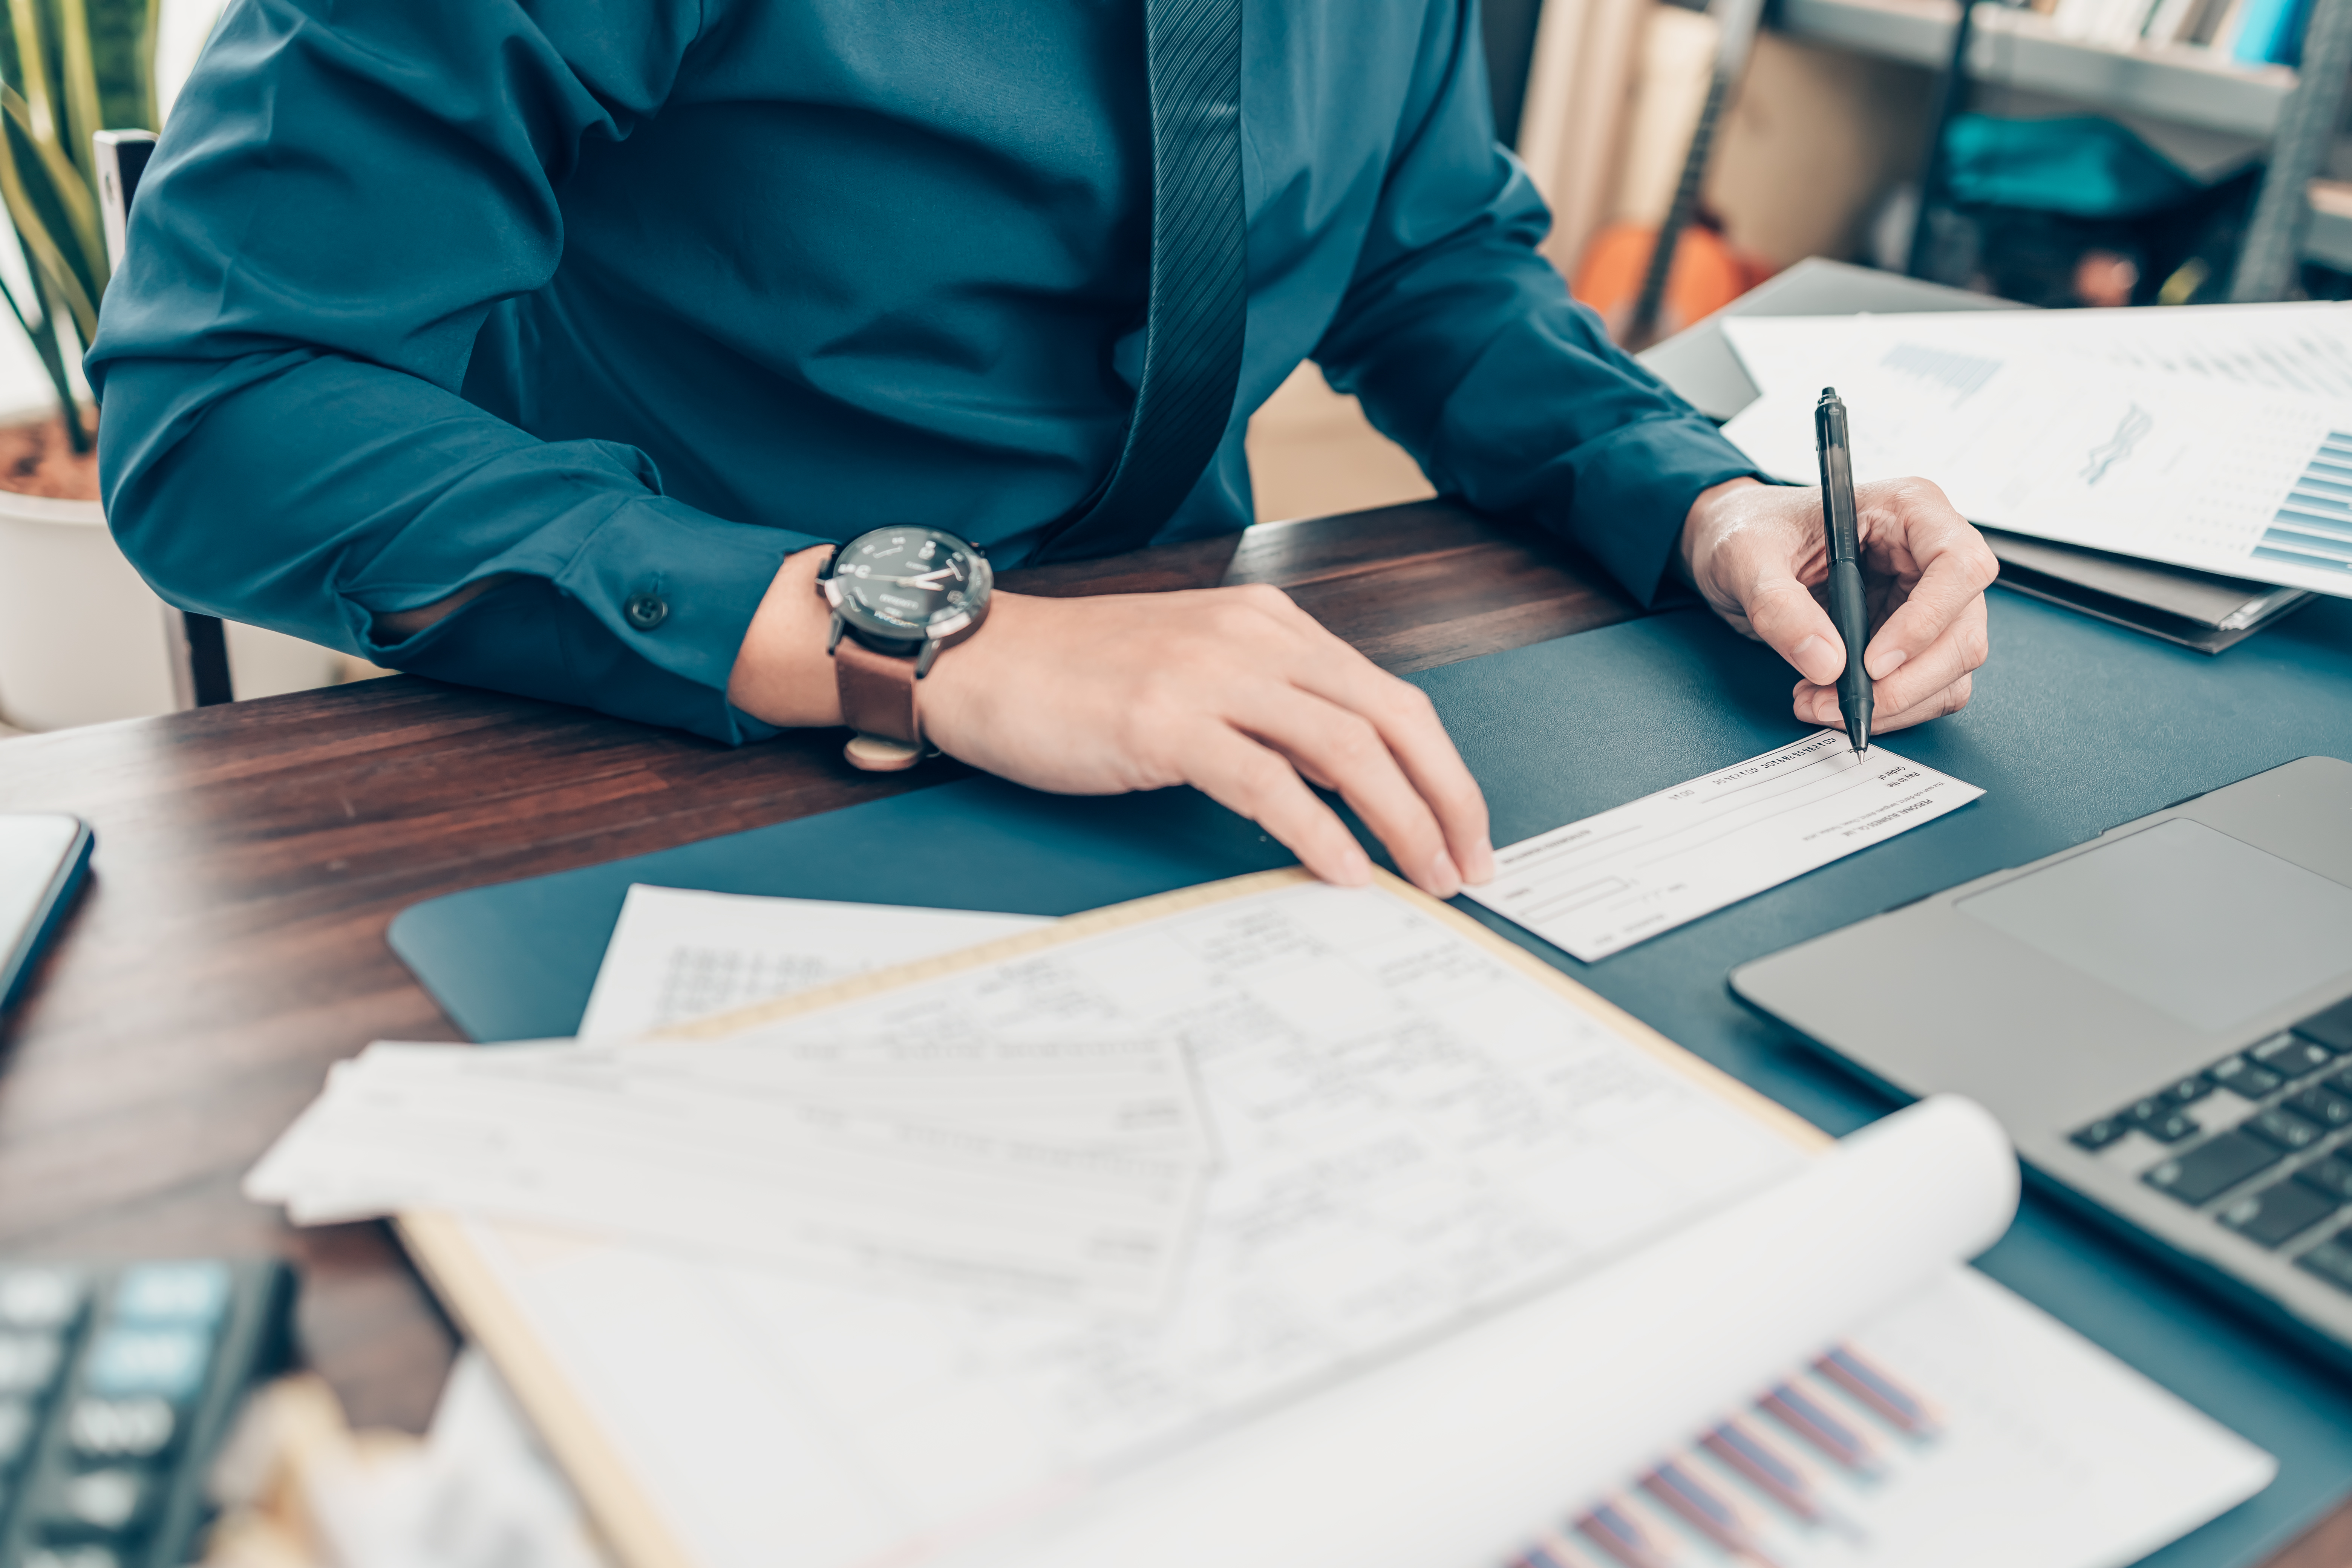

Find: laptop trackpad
1957;818;2352;1034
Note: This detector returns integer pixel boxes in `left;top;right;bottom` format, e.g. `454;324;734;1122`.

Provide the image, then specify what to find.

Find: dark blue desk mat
390;589;2352;1567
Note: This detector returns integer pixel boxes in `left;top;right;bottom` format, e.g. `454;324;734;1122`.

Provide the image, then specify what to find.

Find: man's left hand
1680;476;1998;735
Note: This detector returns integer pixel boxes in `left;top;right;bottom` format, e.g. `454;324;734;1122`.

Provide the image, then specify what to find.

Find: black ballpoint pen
1813;387;1872;754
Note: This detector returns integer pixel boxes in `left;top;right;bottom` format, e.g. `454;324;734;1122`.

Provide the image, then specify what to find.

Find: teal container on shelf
2231;0;2316;65
1941;113;2205;219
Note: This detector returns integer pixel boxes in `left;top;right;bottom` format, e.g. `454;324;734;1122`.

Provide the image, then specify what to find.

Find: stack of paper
247;1030;1212;1314
389;876;2272;1568
578;887;1049;1039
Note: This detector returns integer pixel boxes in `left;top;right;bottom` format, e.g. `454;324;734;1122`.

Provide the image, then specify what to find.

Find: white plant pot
0;487;178;731
0;480;346;732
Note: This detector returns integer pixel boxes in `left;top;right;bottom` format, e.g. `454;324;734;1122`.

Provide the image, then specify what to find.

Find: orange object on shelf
1572;219;1773;346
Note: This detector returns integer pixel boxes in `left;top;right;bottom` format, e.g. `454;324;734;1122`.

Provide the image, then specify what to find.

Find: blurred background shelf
1777;0;2295;138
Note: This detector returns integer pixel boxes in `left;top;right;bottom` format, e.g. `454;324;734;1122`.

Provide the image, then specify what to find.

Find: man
90;0;1994;902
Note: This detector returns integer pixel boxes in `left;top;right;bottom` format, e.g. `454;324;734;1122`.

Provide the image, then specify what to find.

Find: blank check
1468;732;1983;960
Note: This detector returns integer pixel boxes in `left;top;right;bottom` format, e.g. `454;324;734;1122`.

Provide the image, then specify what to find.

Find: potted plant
0;0;341;732
0;0;175;730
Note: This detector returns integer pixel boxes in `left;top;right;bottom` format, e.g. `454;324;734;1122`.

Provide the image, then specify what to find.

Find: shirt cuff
1528;414;1762;609
368;494;813;744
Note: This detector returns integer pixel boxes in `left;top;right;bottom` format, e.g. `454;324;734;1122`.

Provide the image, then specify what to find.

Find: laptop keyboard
2069;994;2352;1295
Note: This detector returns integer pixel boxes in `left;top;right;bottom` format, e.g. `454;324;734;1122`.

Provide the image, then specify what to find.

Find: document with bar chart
399;876;2271;1568
1515;1265;2269;1568
1720;313;2352;598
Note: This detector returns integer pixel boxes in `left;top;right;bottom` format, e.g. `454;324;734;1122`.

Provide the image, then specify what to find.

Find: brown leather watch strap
833;637;922;746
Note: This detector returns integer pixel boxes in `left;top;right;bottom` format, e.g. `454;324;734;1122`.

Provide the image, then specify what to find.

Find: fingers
941;580;1495;899
1855;481;1999;683
1181;725;1375;890
1794;665;1975;733
1869;592;1988;716
1225;586;1494;887
1864;673;1974;733
1681;482;1848;685
1233;683;1464;897
1793;590;1989;725
1740;565;1849;689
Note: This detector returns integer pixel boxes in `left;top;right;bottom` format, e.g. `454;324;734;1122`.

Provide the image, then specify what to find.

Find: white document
439;879;1815;1568
411;879;2268;1568
1726;302;2352;403
1467;732;1983;962
444;1093;2267;1568
1531;1265;2274;1568
577;885;1049;1038
248;1032;1209;1312
1718;312;2352;598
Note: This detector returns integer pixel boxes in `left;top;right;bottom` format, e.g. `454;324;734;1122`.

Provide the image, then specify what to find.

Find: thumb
1740;567;1846;688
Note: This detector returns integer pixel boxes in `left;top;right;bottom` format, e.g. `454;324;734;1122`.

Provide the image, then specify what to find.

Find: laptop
1730;755;2352;1364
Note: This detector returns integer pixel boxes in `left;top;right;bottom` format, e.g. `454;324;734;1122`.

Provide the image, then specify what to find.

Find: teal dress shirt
88;0;1757;743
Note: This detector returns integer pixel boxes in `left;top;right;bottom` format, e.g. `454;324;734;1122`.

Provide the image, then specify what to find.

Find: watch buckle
844;733;925;772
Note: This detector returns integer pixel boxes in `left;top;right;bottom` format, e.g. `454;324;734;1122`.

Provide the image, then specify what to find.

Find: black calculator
0;1260;295;1568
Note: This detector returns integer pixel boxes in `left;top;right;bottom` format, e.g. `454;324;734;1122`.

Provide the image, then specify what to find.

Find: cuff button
623;592;669;631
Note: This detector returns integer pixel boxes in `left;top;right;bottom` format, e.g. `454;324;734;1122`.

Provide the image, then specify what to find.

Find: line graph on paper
2079;404;2153;486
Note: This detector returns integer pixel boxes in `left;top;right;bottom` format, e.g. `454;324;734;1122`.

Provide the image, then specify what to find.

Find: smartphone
2;814;93;1017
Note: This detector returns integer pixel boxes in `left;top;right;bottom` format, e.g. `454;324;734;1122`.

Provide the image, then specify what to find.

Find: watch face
828;527;993;649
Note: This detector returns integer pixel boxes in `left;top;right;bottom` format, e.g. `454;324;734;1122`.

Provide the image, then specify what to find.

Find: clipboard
396;866;1828;1568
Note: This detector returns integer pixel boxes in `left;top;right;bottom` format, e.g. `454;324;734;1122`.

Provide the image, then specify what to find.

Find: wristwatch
819;525;994;771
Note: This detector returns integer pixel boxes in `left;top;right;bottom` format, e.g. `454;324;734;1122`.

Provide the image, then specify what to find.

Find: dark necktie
1035;0;1247;564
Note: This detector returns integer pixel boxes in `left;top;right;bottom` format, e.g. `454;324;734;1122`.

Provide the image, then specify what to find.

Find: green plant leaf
0;111;96;339
7;0;56;144
56;0;99;181
2;83;107;295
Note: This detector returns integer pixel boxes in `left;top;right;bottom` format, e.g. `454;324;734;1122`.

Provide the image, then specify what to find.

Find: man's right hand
727;549;1495;899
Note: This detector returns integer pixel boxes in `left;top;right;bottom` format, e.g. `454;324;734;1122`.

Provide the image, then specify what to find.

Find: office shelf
1777;0;2295;138
1777;0;2352;272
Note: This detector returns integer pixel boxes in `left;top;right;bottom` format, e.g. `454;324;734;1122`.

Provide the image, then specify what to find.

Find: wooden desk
0;501;2343;1567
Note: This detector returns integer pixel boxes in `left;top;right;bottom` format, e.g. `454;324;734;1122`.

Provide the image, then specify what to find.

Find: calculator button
110;1262;231;1329
2252;1034;2335;1079
2245;1109;2324;1152
0;1397;36;1472
0;1334;66;1398
2144;1130;2286;1205
2070;1116;2131;1152
2208;1055;2285;1098
0;1270;87;1332
32;1467;155;1539
64;1398;177;1464
82;1328;211;1403
2219;1180;2340;1248
2286;1086;2352;1130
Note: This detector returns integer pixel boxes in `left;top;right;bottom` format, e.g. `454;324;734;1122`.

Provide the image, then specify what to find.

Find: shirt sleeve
86;0;795;744
1310;0;1761;607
